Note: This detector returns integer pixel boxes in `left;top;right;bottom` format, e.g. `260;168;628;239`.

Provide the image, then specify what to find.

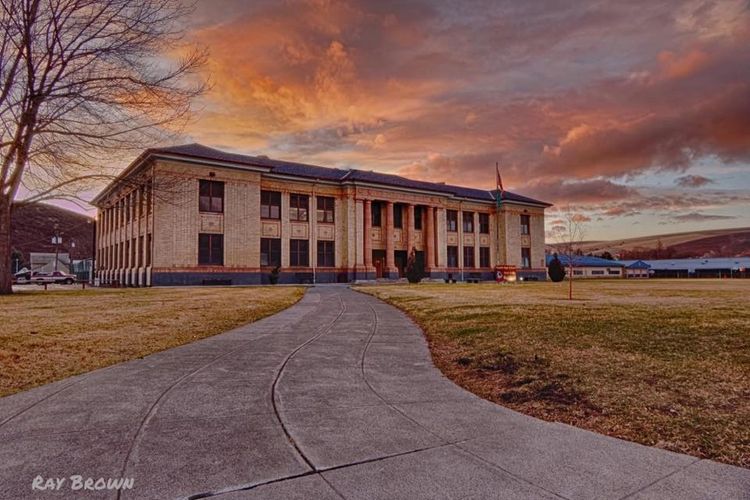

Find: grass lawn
0;286;304;398
358;279;750;468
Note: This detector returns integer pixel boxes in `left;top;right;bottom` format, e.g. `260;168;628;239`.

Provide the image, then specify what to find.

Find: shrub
405;247;424;284
269;266;280;285
548;253;566;282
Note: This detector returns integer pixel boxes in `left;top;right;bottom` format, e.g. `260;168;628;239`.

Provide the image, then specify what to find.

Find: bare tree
549;207;588;300
0;0;207;294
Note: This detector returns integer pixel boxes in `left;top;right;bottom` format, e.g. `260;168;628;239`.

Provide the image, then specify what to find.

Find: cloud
520;179;638;205
675;174;715;187
168;0;750;237
671;212;737;222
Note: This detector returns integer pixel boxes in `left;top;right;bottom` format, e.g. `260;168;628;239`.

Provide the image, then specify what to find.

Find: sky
68;0;750;240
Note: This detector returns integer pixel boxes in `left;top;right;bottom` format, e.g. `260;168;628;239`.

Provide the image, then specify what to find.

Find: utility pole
52;225;62;271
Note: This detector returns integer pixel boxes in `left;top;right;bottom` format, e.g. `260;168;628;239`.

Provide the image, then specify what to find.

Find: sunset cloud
175;0;750;239
675;174;715;187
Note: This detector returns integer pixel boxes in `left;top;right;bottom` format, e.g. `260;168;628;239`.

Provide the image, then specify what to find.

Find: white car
30;271;77;285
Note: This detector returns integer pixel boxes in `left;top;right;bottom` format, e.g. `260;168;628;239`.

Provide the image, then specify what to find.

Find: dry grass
359;279;750;468
0;286;304;397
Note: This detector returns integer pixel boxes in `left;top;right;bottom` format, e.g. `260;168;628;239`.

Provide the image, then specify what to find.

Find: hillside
549;227;750;258
11;202;94;267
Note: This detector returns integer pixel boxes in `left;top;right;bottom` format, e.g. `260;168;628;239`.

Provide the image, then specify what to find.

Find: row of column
362;200;438;273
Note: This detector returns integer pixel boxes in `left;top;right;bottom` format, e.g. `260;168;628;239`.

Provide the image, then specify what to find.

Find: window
261;190;281;219
146;180;153;215
592;270;605;275
131;238;136;266
520;214;530;235
317;240;335;267
414;206;423;230
446;210;458;232
317;196;335;223
137;236;144;267
521;247;531;268
480;247;490;268
199;234;223;266
463;212;474;233
138;186;145;217
608;269;621;275
289;194;309;222
371;202;382;227
145;234;152;267
574;270;584;276
199;180;224;213
393;204;403;229
479;213;490;234
464;246;475;268
447;246;458;268
290;239;309;267
260;238;281;267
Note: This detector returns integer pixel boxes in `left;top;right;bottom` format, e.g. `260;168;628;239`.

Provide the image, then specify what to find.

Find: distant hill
11;202;94;267
548;227;750;259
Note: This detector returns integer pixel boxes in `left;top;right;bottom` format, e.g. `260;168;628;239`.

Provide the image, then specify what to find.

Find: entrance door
372;250;386;278
394;250;408;277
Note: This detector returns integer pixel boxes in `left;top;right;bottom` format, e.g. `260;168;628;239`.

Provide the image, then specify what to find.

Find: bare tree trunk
0;197;12;294
568;262;573;300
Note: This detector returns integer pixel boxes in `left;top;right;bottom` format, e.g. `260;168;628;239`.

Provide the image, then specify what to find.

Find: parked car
13;269;34;283
30;270;77;285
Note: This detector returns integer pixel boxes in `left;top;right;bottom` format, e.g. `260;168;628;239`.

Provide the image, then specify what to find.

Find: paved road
1;286;747;499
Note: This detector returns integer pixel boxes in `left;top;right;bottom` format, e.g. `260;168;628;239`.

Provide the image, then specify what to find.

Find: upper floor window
520;214;530;235
371;202;382;227
414;206;423;230
261;190;281;219
199;180;224;213
393;204;403;229
289;193;309;222
317;196;335;223
199;233;223;266
479;213;490;234
462;211;474;233
521;247;531;268
446;210;458;232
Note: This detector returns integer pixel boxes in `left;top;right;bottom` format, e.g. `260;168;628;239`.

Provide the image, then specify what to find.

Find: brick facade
93;145;550;286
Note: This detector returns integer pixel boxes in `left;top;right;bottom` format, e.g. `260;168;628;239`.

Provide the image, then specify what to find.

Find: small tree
405;247;424;284
547;253;566;282
549;207;587;300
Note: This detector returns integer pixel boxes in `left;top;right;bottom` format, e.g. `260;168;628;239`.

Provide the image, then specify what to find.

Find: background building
546;254;625;279
93;144;551;286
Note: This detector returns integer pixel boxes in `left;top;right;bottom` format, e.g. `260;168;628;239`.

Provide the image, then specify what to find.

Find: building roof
94;143;552;207
619;258;750;272
546;254;625;268
625;260;651;269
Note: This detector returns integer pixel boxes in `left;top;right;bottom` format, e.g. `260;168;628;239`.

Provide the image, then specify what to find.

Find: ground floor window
463;246;475;268
317;240;335;267
260;238;281;267
199;233;224;266
447;245;458;268
521;247;531;268
290;239;309;267
480;247;490;268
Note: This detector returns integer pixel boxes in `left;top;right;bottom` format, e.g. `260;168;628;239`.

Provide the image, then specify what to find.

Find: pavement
0;286;747;499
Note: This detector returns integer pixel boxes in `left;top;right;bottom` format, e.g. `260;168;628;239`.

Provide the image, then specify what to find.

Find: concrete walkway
0;286;747;499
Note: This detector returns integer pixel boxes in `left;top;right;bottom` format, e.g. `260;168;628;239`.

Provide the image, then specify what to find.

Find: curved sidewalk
0;286;747;499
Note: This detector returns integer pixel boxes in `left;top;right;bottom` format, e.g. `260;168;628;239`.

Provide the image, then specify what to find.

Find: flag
495;162;504;206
